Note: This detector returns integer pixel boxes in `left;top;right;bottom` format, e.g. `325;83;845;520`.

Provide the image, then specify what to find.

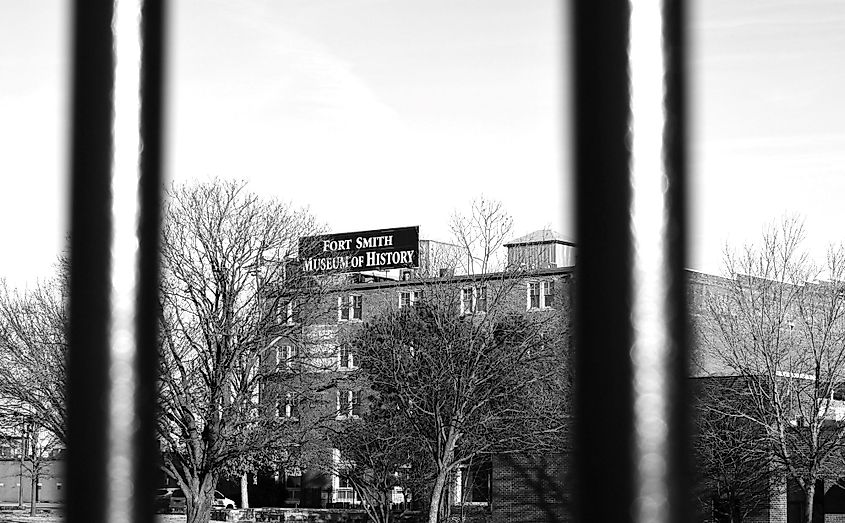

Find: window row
270;389;362;420
462;281;556;313
281;280;558;325
272;343;356;371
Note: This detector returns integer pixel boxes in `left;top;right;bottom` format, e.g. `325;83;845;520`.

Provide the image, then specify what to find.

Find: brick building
688;270;845;523
248;228;575;522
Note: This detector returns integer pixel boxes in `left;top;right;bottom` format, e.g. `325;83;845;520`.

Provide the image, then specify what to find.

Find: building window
284;472;302;505
400;290;423;309
284;392;299;419
285;301;297;325
339;296;349;321
337;390;361;419
462;286;488;314
476;286;487;313
337;475;355;502
277;300;297;325
528;280;555;310
338;295;363;321
461;288;474;314
285;345;299;371
543;281;555;308
352;390;362;417
351;295;362;320
339;342;355;370
453;459;492;505
332;449;358;504
528;282;541;309
461;285;487;314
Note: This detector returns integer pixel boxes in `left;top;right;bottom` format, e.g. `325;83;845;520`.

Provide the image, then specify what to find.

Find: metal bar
573;1;689;522
67;2;164;523
135;1;166;521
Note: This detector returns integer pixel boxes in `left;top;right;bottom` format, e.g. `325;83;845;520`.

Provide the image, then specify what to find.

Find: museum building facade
245;228;576;523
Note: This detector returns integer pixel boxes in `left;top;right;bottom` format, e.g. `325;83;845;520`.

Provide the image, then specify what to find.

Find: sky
1;1;844;288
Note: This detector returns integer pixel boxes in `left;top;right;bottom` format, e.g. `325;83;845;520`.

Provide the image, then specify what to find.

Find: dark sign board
299;226;419;273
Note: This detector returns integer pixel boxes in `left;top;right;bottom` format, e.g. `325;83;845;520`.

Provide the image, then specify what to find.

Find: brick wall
256;269;574;510
767;474;787;523
448;504;492;523
491;452;571;523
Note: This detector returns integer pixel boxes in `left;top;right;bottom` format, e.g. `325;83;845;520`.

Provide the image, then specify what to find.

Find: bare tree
702;217;845;523
348;290;568;523
157;179;325;523
0;413;63;515
692;378;775;523
449;196;513;275
0;273;68;446
328;402;427;523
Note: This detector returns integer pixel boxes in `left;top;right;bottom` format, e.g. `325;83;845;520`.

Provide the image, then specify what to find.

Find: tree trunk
185;477;217;523
17;459;23;509
240;472;249;509
360;492;392;523
427;469;450;523
29;469;37;516
804;482;816;523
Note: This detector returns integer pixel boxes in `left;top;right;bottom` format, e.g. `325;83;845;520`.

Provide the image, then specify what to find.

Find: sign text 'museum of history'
299;226;419;273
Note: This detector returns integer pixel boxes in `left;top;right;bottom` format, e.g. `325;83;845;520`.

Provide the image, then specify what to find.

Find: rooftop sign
299;226;419;273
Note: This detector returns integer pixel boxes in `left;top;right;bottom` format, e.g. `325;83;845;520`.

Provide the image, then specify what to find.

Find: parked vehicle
169;489;186;512
167;489;237;511
154;487;178;512
213;490;237;509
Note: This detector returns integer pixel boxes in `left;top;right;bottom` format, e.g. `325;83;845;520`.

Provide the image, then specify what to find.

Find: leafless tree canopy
345;278;568;523
700;217;845;523
693;378;774;522
449;196;513;275
157;179;323;523
0;274;68;445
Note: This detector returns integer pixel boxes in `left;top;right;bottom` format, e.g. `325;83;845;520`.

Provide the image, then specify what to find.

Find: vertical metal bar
628;0;689;521
67;2;114;521
572;1;635;520
67;2;164;523
136;2;165;521
573;1;688;522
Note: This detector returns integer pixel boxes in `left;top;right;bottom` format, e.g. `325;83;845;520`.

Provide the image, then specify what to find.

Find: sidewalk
0;504;63;523
0;504;62;511
0;506;184;523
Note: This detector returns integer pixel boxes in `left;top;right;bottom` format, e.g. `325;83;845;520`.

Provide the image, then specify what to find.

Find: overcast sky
1;1;844;288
